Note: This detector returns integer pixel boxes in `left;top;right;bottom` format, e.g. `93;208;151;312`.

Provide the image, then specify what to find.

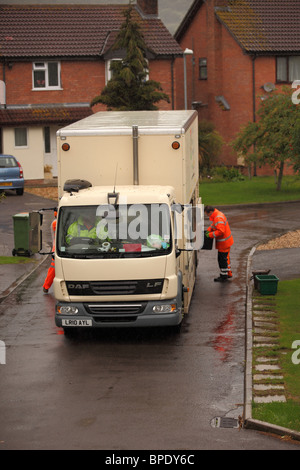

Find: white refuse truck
54;110;203;332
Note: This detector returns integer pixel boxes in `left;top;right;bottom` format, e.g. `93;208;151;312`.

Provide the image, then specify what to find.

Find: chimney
136;0;158;16
214;0;229;7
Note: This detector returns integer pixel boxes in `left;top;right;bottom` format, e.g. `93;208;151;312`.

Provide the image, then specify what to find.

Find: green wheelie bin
12;211;42;257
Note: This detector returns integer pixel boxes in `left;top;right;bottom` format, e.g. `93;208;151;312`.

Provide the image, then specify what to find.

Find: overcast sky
0;0;194;34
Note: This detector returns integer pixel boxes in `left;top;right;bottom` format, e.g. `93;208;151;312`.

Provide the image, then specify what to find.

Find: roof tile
215;0;300;53
0;106;93;126
0;4;182;59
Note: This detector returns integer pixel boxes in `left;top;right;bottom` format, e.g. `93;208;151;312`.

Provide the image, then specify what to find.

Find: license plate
62;319;92;327
0;182;12;186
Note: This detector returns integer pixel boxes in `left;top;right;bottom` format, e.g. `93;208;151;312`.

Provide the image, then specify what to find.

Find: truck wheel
170;320;182;334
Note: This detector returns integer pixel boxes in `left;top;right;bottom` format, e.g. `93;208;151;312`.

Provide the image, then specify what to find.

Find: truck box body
54;111;202;331
57;110;198;203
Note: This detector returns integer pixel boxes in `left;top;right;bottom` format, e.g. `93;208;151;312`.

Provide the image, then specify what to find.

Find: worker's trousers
43;256;55;290
217;249;232;279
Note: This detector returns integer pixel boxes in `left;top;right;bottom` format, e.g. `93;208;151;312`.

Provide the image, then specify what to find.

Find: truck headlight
152;304;176;314
56;305;79;315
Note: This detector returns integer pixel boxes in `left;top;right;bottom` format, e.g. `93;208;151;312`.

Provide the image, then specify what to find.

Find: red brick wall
4;58;174;110
175;1;292;175
5;60;105;105
176;2;255;165
149;59;175;110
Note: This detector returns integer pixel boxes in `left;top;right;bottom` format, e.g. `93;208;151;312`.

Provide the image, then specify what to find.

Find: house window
106;59;122;83
33;62;61;89
15;128;27;147
276;56;300;83
105;59;149;84
199;58;207;80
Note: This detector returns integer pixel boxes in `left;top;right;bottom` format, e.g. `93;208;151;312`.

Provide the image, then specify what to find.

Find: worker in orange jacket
204;205;234;282
43;211;57;293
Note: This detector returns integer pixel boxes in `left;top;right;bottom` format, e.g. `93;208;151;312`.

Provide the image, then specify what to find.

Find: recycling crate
201;231;213;250
255;274;279;295
12;212;41;257
252;269;271;290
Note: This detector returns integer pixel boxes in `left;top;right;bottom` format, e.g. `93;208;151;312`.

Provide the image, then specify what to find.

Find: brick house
0;0;182;180
174;0;300;173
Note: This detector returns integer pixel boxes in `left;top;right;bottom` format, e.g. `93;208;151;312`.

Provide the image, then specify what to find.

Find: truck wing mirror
172;203;183;213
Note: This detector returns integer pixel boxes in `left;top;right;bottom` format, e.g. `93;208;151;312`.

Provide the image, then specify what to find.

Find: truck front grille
85;303;146;316
66;279;164;296
84;302;147;323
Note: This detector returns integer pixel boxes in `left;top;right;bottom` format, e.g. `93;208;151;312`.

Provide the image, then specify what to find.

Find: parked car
0;154;24;196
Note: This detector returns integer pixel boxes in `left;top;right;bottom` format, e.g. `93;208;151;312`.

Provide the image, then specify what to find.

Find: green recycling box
12;212;41;257
255;274;279;295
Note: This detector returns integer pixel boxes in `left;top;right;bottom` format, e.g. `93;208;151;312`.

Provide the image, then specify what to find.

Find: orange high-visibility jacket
51;218;57;252
207;209;234;252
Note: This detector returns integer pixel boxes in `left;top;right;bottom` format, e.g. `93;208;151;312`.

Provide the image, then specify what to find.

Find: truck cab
54;184;192;331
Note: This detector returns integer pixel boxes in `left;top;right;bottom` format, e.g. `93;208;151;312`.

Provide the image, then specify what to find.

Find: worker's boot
214;275;228;282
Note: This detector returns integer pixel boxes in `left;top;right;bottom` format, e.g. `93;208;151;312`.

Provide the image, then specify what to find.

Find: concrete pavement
0;251;48;303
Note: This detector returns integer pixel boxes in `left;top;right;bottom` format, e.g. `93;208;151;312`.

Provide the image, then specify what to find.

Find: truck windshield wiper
60;252;99;259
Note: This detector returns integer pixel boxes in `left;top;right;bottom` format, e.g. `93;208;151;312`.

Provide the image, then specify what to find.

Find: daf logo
68;283;90;290
146;281;162;289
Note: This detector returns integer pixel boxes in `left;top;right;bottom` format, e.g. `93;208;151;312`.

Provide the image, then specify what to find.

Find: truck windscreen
57;204;172;258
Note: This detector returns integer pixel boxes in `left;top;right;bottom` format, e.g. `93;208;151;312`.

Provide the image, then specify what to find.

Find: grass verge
252;279;300;432
199;175;300;206
252;401;300;431
0;256;35;265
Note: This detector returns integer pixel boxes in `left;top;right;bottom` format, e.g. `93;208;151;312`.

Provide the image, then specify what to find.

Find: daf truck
54;110;203;332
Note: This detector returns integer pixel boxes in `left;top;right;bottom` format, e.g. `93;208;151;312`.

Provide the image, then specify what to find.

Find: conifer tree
91;4;170;111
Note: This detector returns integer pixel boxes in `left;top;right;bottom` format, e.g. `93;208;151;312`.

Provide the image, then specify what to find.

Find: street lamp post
183;48;193;110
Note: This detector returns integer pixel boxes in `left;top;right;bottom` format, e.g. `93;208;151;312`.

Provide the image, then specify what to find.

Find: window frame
105;58;122;83
32;61;62;90
14;127;28;148
276;56;300;84
199;57;207;80
105;58;149;84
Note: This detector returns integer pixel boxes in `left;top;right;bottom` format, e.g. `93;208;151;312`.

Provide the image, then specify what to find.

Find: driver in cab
66;208;98;245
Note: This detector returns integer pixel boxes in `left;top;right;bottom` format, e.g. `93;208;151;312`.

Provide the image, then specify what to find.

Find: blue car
0;154;24;196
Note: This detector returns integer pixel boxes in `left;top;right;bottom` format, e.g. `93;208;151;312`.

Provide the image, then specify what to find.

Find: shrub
201;166;245;182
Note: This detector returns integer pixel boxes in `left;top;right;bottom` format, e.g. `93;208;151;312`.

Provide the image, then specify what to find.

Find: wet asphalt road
0;191;300;450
